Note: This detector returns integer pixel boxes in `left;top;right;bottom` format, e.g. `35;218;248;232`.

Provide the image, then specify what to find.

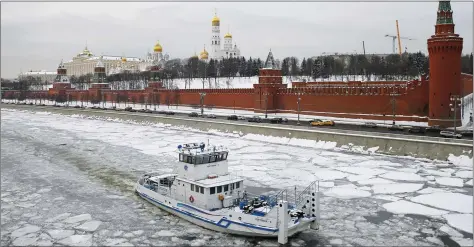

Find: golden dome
224;32;232;39
121;57;127;62
153;41;163;53
212;15;220;26
200;47;209;60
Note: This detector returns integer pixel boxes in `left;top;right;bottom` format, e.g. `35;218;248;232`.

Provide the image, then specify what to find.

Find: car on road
310;119;335;126
157;110;167;114
439;131;462;139
164;111;175;115
270;117;284;124
408;126;426;134
206;114;217;119
144;109;153;113
362;122;377;128
388;124;404;131
426;125;442;133
248;116;263;123
189;112;199;117
227;115;238;121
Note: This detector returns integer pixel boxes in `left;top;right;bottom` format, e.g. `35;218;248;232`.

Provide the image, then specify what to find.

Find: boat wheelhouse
135;141;321;245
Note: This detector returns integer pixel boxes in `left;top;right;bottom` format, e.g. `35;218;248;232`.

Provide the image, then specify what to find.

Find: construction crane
385;20;416;55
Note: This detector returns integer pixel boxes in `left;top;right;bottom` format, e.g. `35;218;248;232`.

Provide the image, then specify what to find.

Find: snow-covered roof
22;71;57;75
87;56;141;62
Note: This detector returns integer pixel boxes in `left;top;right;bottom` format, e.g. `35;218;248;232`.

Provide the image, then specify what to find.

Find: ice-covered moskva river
1;109;472;247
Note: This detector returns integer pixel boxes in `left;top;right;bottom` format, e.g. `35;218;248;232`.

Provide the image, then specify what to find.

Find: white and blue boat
135;142;321;244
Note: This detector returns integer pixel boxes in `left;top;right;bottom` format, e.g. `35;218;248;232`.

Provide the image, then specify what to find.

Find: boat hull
135;184;314;238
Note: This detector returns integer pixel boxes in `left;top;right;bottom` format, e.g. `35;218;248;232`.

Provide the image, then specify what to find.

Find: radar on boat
177;142;228;155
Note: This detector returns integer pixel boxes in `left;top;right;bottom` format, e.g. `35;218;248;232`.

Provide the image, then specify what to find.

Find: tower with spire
427;0;463;127
93;56;107;84
209;10;241;60
210;10;221;59
53;60;70;84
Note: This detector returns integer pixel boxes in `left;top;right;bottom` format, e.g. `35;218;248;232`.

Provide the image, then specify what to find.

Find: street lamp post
264;93;268;119
450;95;461;134
389;86;400;125
200;92;207;116
297;92;302;125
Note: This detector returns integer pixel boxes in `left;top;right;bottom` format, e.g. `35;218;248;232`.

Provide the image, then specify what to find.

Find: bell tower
427;0;463;127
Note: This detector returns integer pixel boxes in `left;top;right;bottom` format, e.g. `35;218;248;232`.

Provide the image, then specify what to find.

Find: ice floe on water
435;177;464;187
411;193;473;214
372;183;424;194
382;200;448;216
443;214;473;234
323;184;372;199
74;220;102;232
379;171;425;182
64;214;92;224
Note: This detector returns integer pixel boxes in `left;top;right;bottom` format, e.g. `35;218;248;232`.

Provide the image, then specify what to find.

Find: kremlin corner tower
427;0;463;127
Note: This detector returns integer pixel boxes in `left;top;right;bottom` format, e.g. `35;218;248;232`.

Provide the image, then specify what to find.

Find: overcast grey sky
1;1;472;78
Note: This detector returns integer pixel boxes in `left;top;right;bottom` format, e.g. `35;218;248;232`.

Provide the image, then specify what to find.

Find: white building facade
208;12;241;60
62;44;169;77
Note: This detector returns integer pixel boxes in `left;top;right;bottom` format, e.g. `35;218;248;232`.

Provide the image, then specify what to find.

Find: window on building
224;185;229;192
210;187;215;194
217;186;222;193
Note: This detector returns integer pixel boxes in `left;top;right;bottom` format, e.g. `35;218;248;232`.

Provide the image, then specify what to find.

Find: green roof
437;1;453;24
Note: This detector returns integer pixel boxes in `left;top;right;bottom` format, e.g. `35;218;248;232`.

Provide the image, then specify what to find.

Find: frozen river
1;108;473;247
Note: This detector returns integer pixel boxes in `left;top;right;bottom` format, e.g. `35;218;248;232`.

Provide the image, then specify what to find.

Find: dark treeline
3;53;472;91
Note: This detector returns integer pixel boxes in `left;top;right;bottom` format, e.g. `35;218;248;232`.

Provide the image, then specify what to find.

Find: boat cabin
172;143;245;210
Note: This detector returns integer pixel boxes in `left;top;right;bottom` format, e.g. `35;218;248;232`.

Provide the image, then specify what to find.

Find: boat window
204;155;210;163
195;185;200;192
210;155;216;163
191;156;196;164
200;187;204;194
223;152;228;160
230;183;234;190
187;156;192;164
235;181;240;189
191;184;194;191
217;186;222;193
179;153;184;162
195;156;203;164
210;187;215;194
224;185;229;192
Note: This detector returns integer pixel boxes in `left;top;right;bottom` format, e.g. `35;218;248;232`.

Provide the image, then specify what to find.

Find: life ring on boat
218;194;225;201
189;196;195;203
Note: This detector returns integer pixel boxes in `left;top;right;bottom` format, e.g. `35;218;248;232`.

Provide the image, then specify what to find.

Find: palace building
62;42;170;77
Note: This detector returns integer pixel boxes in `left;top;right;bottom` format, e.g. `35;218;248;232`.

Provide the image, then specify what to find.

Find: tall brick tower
427;0;463;127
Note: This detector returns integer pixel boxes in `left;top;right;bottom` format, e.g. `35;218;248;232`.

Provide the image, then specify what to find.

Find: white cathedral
200;11;241;60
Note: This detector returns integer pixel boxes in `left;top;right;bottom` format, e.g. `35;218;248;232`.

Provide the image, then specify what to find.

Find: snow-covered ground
1;108;472;246
158;75;410;90
2;98;435;127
